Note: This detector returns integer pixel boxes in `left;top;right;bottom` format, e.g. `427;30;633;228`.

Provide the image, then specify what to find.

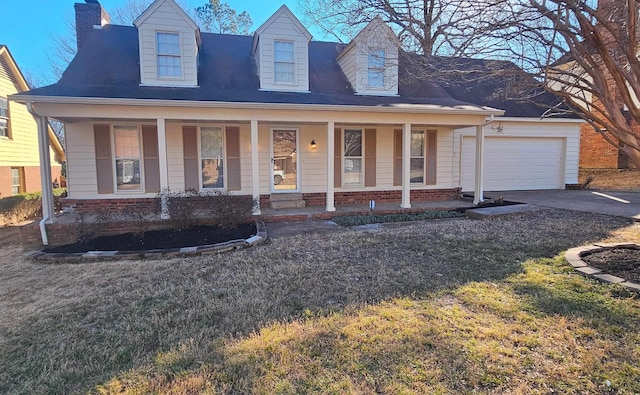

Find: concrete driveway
491;190;640;220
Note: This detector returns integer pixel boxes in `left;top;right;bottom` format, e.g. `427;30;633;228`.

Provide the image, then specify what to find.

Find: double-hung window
11;168;23;195
200;126;225;189
0;97;9;137
367;49;385;88
410;131;425;183
157;32;182;78
274;40;295;83
343;129;363;186
114;125;142;191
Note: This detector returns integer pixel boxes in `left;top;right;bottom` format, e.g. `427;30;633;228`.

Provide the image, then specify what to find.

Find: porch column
401;123;411;208
157;118;170;219
326;121;336;212
473;124;485;205
251;120;261;215
37;115;54;223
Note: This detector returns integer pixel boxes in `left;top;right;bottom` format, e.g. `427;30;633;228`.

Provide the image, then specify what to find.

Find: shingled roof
22;24;561;117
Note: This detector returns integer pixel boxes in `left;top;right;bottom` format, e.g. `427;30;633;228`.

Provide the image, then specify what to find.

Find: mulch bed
581;247;640;283
44;223;256;254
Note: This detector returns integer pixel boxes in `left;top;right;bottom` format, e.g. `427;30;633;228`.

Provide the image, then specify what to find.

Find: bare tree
195;0;252;35
297;0;514;56
472;0;640;169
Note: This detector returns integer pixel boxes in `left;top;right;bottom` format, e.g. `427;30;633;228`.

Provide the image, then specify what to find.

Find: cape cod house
12;0;581;245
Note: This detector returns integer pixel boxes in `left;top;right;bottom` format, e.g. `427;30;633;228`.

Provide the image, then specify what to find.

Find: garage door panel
461;137;564;191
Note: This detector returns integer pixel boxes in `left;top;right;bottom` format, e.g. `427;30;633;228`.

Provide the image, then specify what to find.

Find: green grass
1;209;639;394
332;209;460;226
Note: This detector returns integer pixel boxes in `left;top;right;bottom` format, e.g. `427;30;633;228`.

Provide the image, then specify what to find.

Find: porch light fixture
310;139;317;149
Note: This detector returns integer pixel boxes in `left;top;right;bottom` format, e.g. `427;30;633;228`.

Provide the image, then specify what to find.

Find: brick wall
0;166;63;198
261;188;460;207
579;124;620;169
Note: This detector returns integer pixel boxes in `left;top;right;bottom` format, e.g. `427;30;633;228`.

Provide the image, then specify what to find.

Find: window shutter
183;126;199;191
334;128;342;188
94;124;113;194
225;126;241;191
142;125;160;193
426;130;437;185
365;128;376;187
393;129;402;186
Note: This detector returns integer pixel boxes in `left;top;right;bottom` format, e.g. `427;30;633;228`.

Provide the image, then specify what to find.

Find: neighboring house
0;45;65;198
12;0;581;228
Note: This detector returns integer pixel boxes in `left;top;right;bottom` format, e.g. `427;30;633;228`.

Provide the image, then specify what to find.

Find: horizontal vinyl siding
65;122;98;197
166;121;184;191
138;1;198;87
299;125;326;193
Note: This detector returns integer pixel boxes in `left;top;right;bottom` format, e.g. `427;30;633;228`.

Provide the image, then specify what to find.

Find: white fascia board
10;95;505;117
495;116;585;123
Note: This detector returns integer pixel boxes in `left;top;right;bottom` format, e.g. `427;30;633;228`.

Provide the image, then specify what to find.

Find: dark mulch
44;223;256;254
582;247;640;283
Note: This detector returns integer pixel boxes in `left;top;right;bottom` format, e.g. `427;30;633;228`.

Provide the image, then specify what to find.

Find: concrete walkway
491;189;640;220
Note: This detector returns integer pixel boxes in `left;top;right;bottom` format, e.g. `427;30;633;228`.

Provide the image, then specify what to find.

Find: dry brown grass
579;169;640;191
1;209;639;394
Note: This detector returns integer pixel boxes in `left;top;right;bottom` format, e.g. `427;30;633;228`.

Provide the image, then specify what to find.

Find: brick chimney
74;0;111;51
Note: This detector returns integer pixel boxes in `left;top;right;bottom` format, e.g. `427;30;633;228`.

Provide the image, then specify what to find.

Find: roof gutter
26;102;53;246
10;94;506;117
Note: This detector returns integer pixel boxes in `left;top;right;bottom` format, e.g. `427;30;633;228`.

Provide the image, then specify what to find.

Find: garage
461;136;565;191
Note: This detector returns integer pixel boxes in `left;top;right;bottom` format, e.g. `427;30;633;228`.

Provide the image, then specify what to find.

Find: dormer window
274;40;295;83
367;49;385;88
156;32;182;78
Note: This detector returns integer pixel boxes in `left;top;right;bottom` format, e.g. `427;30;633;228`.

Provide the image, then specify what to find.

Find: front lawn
1;209;639;394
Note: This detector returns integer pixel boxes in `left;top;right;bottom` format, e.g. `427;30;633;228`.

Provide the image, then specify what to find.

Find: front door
271;129;299;192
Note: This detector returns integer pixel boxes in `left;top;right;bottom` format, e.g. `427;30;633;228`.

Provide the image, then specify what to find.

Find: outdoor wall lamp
310;139;317;149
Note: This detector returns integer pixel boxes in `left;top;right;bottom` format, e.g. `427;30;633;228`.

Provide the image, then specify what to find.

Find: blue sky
0;0;314;86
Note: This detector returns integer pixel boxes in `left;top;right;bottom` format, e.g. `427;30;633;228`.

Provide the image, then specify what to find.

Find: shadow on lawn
0;209;637;394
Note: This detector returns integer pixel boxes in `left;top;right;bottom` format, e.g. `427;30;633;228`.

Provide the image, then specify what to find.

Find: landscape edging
25;221;268;263
565;243;640;292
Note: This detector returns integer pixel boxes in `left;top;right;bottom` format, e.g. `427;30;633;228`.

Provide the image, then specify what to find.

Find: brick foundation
261;188;460;207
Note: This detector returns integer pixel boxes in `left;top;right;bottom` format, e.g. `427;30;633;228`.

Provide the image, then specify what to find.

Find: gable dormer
134;0;201;88
337;17;400;96
252;5;312;93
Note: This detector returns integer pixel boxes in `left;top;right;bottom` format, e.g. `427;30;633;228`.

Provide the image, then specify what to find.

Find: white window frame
10;167;23;195
112;124;144;193
342;128;364;187
274;40;296;85
411;130;425;184
198;125;226;190
156;31;183;79
367;49;385;89
0;97;9;138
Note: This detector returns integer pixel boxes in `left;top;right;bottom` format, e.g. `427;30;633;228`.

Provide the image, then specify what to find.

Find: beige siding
338;20;399;96
65;122;98;197
138;1;199;87
256;12;310;92
299;125;326;193
166;121;184;191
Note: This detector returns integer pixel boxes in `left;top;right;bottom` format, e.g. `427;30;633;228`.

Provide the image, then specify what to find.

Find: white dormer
337;17;400;96
134;0;201;88
252;5;312;93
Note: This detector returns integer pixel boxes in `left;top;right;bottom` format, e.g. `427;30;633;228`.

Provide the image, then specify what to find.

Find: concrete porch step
270;193;306;209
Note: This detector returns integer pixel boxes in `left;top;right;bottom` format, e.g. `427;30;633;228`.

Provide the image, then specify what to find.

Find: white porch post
251;120;261;215
37;115;54;223
473;124;485;205
401;123;411;208
326;121;336;212
157;118;170;219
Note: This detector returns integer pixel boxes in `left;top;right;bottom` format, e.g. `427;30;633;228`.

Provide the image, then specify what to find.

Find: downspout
26;102;52;246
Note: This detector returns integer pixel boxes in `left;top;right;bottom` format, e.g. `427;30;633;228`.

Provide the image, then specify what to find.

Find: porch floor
258;199;473;222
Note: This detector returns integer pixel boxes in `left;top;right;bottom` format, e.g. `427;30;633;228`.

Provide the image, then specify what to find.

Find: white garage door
461;137;564;191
